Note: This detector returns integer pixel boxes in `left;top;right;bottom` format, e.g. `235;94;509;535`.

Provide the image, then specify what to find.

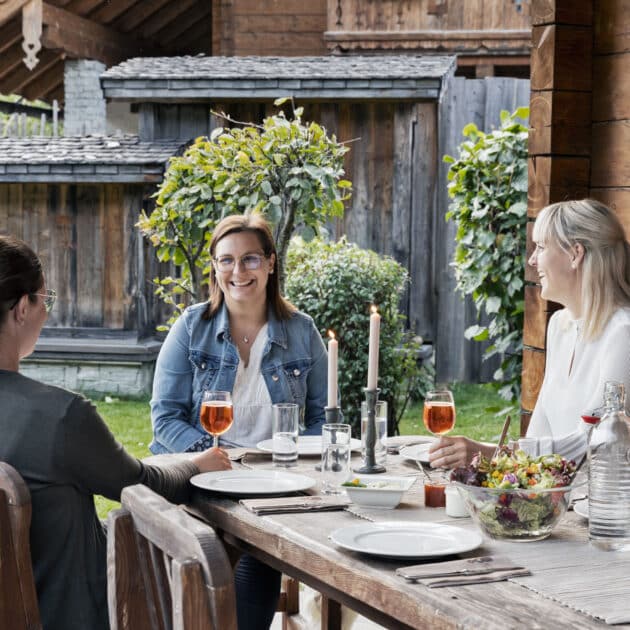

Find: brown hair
0;234;43;326
204;214;296;320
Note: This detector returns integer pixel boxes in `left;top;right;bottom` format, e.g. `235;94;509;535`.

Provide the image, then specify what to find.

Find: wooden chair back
107;484;237;630
0;461;42;630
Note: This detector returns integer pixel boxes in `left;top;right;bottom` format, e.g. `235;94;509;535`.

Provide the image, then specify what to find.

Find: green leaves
138;101;353;327
444;108;529;403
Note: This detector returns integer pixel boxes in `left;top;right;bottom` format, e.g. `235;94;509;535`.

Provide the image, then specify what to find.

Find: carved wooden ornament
22;0;42;70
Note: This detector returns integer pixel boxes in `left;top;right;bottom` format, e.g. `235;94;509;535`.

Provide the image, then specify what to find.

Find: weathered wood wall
212;0;327;56
325;0;531;74
139;79;529;382
0;183;163;337
523;0;630;435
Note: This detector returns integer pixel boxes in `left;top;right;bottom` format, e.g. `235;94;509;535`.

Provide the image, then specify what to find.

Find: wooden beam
0;0;30;24
135;0;198;40
0;48;59;94
155;0;211;46
21;58;63;100
0;43;27;80
41;2;159;65
90;0;141;25
0;18;21;56
111;0;171;33
60;0;102;17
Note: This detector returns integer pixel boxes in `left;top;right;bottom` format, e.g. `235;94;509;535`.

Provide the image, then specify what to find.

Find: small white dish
399;441;435;465
342;475;415;509
329;521;483;559
573;499;589;520
256;435;362;457
190;470;316;497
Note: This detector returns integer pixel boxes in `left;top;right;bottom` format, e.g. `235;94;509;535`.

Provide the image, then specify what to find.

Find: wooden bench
107;483;237;630
0;461;42;630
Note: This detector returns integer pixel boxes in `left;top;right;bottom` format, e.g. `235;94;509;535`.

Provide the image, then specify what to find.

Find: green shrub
444;107;529;404
286;237;432;434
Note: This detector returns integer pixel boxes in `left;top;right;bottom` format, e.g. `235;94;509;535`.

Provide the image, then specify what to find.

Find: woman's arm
302;320;328;435
150;313;208;453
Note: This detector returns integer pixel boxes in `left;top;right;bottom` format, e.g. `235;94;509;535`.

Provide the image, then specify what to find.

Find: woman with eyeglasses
150;213;328;629
0;234;231;630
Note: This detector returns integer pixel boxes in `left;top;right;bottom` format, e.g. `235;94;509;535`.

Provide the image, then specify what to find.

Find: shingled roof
102;55;456;101
0;135;184;183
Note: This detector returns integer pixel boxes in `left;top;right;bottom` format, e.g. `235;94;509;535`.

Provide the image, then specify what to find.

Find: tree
137;99;352;327
444;107;529;403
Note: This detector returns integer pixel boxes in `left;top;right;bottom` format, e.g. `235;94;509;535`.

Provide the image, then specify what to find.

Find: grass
94;383;520;519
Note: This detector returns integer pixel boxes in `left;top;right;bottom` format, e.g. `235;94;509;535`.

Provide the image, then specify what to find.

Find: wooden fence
1;100;61;137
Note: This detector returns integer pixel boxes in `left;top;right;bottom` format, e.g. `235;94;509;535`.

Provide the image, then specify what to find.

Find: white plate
343;476;416;509
256;435;362;457
399;441;435;465
573;499;589;520
329;521;483;559
190;470;316;497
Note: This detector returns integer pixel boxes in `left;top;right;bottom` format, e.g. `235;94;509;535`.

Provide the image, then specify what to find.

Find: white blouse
220;324;273;448
527;307;630;462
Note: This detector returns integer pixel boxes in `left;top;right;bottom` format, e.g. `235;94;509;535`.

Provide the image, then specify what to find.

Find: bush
285;237;432;434
444;107;529;404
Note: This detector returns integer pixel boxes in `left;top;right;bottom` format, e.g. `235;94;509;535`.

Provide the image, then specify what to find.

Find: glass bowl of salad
451;448;577;541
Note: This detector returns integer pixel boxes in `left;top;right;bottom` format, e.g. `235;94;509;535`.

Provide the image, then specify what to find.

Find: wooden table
149;453;630;629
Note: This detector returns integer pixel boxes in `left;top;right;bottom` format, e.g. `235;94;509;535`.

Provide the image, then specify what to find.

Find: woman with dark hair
150;213;328;629
0;234;231;630
430;199;630;469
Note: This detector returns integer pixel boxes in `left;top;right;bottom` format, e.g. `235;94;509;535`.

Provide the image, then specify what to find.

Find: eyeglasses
213;254;266;273
8;289;56;313
34;289;56;313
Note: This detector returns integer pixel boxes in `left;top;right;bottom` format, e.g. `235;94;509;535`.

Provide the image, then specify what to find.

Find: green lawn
94;382;519;519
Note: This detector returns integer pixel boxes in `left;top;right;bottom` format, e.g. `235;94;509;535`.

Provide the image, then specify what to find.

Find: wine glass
199;390;233;447
423;389;456;436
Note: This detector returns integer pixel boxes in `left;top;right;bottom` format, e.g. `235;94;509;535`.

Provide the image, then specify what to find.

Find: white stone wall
64;59;107;135
21;359;154;399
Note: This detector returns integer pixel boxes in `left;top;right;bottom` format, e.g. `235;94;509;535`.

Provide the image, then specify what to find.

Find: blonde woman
430;199;630;468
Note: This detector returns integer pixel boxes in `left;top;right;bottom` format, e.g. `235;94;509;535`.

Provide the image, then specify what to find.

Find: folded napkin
396;555;529;588
385;435;434;455
240;495;351;515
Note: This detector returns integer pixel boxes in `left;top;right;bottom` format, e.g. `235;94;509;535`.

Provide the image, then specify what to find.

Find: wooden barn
521;0;630;433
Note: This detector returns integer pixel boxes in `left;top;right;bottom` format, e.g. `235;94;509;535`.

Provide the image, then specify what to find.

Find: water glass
321;423;352;494
361;400;387;465
272;403;299;467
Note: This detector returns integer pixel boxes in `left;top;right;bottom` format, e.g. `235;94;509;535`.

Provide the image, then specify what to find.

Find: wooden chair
0;461;42;630
107;484;237;630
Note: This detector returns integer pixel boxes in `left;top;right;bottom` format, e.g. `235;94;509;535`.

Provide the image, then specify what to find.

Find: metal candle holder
354;387;386;474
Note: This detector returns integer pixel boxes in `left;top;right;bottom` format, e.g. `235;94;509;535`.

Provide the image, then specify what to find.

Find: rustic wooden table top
146;451;630;630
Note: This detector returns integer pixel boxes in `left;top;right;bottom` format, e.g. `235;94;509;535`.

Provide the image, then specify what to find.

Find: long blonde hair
533;199;630;340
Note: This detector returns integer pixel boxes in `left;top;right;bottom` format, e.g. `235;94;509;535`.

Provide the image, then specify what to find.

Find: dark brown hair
204;214;296;320
0;234;43;326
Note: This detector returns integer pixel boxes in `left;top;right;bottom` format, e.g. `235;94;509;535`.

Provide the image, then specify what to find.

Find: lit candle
327;330;338;408
367;306;380;390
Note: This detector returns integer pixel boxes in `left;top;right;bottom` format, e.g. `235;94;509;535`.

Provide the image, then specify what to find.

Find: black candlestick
354;387;386;474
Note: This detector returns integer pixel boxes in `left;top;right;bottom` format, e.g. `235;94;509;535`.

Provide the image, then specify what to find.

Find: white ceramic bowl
342;475;415;509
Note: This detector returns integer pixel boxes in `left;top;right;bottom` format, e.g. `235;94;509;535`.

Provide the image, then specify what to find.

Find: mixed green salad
451;447;576;538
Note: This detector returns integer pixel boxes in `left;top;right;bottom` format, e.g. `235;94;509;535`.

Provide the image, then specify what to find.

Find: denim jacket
150;302;327;454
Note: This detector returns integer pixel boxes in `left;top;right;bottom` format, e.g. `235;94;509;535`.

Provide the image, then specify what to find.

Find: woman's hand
428;436;494;469
192;447;232;473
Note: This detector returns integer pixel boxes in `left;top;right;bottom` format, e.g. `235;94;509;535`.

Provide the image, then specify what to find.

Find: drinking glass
321;423;352;494
272;403;299;467
423;389;456;436
361;400;387;465
199;390;233;447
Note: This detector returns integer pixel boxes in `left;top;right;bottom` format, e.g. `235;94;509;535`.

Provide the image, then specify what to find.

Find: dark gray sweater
0;369;199;630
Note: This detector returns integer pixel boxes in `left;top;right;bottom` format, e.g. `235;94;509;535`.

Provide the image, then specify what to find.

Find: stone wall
64;59;107;135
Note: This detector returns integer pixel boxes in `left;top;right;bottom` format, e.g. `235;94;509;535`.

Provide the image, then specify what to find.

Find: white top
220;324;273;448
527;307;630;462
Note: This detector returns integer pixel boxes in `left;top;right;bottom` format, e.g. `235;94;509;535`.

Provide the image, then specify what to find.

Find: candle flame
370;305;378;314
328;330;336;340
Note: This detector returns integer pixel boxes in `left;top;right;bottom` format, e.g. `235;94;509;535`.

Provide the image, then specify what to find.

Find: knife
426;568;532;588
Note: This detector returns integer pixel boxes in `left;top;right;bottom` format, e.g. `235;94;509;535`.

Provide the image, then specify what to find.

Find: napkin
396;555;528;586
240;495;351;515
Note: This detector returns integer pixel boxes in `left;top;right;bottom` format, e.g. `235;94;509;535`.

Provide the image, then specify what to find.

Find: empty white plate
329;521;483;559
399;442;434;465
190;470;316;497
256;435;362;457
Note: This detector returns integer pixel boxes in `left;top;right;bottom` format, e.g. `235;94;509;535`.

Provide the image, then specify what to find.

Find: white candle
327;330;338;408
367;306;380;390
